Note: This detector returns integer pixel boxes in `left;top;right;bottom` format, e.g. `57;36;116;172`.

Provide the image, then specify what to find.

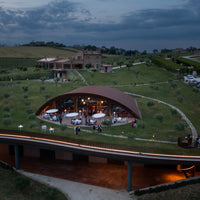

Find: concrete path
126;92;198;141
18;170;133;200
75;70;89;85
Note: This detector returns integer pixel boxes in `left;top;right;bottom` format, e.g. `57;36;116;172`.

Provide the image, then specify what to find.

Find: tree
153;49;159;54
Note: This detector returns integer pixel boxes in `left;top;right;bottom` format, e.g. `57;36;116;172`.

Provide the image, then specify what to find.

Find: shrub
44;94;51;100
3;106;10;112
127;132;135;139
26;108;33;114
147;101;155;107
177;96;183;103
28;113;36;120
174;121;185;131
2;112;10;118
170;109;177;115
137;121;145;129
113;80;118;85
29;121;38;128
102;117;112;126
24;94;28;99
24;100;31;106
175;88;181;95
60;124;68;131
22;85;29;92
40;85;45;92
2;118;12;126
4;93;10;98
40;188;59;200
14;176;30;191
155;113;164;122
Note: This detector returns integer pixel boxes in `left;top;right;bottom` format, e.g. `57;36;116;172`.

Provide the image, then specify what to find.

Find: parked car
184;75;196;83
196;82;200;88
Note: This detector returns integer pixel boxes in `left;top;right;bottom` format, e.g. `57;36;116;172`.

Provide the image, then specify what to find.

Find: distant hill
0;46;78;58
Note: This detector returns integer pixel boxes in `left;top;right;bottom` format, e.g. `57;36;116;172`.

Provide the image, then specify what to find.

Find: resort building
36;85;142;126
37;50;102;80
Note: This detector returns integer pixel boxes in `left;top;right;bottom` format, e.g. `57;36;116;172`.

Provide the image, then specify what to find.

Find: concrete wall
89;156;107;163
24;146;40;158
55;151;73;161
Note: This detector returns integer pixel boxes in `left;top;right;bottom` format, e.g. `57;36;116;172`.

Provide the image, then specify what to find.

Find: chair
41;125;47;132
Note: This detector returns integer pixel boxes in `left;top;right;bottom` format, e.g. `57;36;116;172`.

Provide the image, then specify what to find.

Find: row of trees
22;41;200;56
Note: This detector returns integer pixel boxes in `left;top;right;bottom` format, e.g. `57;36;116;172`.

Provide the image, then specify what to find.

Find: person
59;116;62;124
93;125;95;133
78;127;80;135
75;127;78;135
98;124;102;133
132;120;134;128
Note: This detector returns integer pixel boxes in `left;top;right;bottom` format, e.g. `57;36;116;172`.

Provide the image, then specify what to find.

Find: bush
137;121;145;129
24;100;31;106
170;109;177;115
174;121;185;131
147;101;155;107
28;113;36;120
2;118;12;126
60;124;68;131
26;108;33;114
14;176;30;191
177;96;183;103
155;113;164;122
102;117;112;126
24;94;28;99
40;188;59;200
22;85;29;92
44;94;51;100
3;106;10;112
127;132;135;139
40;86;45;92
29;121;38;128
2;112;11;118
4;93;10;98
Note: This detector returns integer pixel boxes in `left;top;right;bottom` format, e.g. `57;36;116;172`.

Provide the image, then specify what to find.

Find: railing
0;129;135;152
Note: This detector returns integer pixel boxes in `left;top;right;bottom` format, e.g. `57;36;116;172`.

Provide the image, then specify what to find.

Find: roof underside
36;86;142;119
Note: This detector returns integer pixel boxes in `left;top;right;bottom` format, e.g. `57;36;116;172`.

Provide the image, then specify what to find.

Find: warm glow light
81;99;84;102
88;97;90;100
83;102;86;105
101;101;104;104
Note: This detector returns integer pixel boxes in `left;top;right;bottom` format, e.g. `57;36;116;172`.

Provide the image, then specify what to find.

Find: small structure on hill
37;50;105;80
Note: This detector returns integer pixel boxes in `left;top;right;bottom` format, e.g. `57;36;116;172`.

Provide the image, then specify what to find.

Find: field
0;46;77;58
0;164;67;200
0;47;200;156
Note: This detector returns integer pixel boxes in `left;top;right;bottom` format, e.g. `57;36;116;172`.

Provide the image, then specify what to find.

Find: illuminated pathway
0;132;200;191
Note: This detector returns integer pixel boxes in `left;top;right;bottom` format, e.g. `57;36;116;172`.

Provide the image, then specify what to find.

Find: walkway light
18;125;23;132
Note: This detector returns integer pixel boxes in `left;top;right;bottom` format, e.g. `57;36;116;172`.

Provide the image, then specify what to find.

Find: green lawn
0;46;77;58
0;164;67;200
0;61;200;155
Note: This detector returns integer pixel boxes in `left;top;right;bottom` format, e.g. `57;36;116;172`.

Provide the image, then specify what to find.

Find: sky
0;0;199;51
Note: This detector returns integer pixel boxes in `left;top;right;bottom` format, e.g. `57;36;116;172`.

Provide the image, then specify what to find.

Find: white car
184;75;196;83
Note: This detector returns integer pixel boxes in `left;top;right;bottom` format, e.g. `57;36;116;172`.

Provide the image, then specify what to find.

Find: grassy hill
0;164;67;200
0;46;78;58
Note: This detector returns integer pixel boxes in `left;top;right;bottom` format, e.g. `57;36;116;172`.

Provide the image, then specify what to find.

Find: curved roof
36;85;142;119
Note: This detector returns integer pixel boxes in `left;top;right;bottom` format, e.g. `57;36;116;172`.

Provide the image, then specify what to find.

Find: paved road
18;170;133;200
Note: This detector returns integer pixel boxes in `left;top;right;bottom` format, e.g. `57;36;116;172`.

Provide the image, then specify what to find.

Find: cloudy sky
0;0;199;51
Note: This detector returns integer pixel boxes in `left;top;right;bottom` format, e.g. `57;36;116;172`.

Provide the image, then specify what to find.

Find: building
100;64;113;73
37;50;102;80
36;85;142;125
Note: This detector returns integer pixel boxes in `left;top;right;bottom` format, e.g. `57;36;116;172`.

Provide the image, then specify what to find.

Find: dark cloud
0;0;200;50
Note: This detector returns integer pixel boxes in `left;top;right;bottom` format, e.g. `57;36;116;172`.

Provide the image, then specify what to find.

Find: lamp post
18;125;23;132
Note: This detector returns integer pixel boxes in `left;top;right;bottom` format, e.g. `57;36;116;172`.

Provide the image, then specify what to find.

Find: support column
127;161;132;192
14;144;19;170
